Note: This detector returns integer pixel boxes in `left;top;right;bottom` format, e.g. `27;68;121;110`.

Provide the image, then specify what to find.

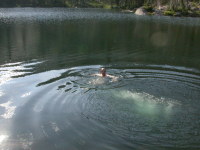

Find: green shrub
190;2;199;8
143;5;153;12
103;4;111;9
164;10;175;16
181;10;189;15
87;1;104;8
65;1;73;7
191;10;200;17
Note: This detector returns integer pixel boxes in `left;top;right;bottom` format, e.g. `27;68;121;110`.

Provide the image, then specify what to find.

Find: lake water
0;8;200;150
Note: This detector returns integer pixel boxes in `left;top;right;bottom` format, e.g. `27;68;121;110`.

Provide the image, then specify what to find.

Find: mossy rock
147;12;155;15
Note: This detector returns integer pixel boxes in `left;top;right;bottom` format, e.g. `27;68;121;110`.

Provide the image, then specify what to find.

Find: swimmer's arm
107;74;118;78
91;74;118;80
107;74;119;81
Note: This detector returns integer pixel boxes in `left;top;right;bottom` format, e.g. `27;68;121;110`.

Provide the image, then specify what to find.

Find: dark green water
0;8;200;150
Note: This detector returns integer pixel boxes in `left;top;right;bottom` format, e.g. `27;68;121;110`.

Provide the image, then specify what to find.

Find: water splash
0;101;16;119
113;90;180;116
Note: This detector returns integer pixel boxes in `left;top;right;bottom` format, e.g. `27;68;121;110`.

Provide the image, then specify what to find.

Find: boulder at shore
135;7;146;15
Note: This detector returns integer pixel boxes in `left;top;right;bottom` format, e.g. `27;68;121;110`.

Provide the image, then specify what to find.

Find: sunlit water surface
0;8;200;150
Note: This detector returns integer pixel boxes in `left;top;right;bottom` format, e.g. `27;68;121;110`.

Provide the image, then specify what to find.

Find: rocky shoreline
132;4;200;17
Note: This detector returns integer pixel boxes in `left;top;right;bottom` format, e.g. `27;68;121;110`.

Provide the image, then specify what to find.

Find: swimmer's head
100;68;106;77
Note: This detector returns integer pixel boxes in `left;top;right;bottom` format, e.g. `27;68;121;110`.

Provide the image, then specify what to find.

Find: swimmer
100;68;106;77
93;68;118;81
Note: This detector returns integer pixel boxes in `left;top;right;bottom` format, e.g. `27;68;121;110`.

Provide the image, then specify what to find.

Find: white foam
113;90;180;116
0;101;16;119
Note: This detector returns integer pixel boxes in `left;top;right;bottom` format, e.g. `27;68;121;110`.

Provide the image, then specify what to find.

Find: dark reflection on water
0;8;200;150
0;8;200;68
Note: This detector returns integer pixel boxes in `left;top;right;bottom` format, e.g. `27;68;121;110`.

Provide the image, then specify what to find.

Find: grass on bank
65;1;112;9
87;1;111;9
163;9;200;17
163;10;176;16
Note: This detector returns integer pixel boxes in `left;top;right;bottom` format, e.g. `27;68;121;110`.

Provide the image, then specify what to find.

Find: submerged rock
135;7;147;15
122;9;133;13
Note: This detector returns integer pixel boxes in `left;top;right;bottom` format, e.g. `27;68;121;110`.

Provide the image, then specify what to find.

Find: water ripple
0;62;200;149
0;8;200;26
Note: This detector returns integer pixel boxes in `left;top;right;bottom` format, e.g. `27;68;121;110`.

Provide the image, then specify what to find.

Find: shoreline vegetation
0;0;200;17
